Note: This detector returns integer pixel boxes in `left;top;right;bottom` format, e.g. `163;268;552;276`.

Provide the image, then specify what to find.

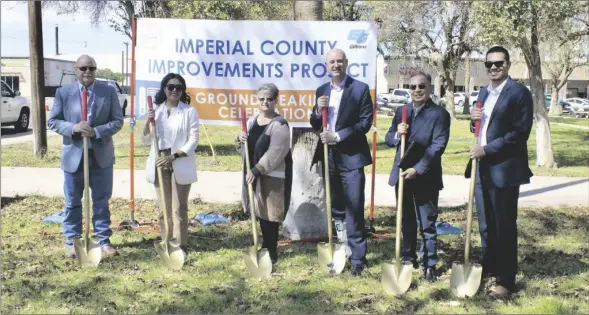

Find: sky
1;1;129;72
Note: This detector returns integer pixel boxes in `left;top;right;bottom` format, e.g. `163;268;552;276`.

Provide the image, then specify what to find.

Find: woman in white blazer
142;73;199;249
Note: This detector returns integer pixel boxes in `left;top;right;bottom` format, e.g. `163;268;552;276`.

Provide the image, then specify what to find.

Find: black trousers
259;218;279;261
395;181;439;269
475;167;520;291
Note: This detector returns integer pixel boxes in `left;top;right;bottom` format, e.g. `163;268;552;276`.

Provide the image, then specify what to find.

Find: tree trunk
549;82;563;115
462;52;471;115
523;11;557;169
443;72;457;120
528;62;558;168
283;0;327;239
28;1;47;159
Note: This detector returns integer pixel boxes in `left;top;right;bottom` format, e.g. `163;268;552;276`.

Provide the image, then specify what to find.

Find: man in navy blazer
384;71;451;281
48;55;124;259
468;46;533;298
310;48;373;276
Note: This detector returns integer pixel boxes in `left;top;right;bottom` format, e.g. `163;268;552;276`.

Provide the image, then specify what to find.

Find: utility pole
28;0;47;158
124;41;129;86
55;24;59;55
121;50;125;84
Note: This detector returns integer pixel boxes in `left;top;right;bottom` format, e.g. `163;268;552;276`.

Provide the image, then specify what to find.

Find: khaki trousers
154;152;191;246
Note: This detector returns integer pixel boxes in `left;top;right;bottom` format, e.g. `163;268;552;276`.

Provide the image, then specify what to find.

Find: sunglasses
166;84;184;92
409;83;427;91
484;61;506;69
258;97;274;103
77;66;96;72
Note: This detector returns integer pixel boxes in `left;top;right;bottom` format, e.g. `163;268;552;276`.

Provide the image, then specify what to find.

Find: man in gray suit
48;55;124;259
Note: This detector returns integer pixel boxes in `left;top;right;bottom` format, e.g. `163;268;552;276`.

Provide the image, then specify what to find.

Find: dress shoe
101;245;118;258
65;247;76;259
489;285;511;299
423;267;437;282
351;263;365;276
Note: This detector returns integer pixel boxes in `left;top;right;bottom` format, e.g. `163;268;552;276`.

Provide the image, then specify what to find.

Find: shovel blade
317;242;347;275
450;262;483;298
73;237;102;267
154;239;185;270
244;246;273;279
381;261;413;296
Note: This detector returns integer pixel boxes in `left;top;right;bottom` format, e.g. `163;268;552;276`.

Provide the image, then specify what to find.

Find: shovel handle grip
81;88;88;121
147;96;155;126
474;103;482;138
322;107;328;129
401;107;407;124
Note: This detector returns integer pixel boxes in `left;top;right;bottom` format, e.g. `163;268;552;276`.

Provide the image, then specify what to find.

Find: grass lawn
549;116;589;127
2;116;588;177
2;195;588;314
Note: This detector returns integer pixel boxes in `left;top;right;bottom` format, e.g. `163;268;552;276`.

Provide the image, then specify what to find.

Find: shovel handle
321;106;334;254
81;88;90;246
148;96;170;243
464;103;483;265
394;107;408;267
241;107;259;248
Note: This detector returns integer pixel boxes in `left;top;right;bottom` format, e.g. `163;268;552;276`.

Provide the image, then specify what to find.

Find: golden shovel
73;87;102;267
148;96;186;270
240;107;273;278
381;107;413;295
317;106;347;275
450;103;483;297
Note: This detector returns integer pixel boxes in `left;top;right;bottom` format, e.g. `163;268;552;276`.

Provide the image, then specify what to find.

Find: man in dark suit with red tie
468;46;534;298
384;71;451;282
310;48;374;276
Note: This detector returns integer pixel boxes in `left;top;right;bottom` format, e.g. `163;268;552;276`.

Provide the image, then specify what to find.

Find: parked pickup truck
1;80;31;132
95;78;130;116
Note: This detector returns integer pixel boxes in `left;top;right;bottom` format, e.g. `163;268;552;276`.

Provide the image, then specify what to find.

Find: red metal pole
129;16;137;219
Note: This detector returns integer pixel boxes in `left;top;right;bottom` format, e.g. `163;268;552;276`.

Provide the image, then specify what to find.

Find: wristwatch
173;153;180;160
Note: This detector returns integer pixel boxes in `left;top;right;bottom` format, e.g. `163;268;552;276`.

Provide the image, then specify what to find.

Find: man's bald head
326;48;347;62
75;55;97;87
325;48;348;81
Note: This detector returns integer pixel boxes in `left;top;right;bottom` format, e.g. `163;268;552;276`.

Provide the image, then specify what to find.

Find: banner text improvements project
135;19;377;127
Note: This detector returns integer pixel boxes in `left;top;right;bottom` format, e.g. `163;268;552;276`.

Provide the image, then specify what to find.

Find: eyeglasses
409;83;427;91
258;97;274;103
166;84;184;92
484;61;506;69
77;66;96;72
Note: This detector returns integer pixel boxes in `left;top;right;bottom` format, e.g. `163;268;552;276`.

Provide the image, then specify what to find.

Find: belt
159;148;172;154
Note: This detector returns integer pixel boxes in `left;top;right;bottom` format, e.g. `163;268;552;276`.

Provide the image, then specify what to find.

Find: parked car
1;80;31;132
390;89;411;104
95;78;130;116
376;95;388;109
453;92;466;107
562;98;589;117
470;91;480;107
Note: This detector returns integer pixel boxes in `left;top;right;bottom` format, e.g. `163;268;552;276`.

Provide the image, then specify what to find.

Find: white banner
135;18;377;127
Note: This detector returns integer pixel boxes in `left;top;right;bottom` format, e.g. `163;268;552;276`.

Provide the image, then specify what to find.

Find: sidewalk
2;167;588;208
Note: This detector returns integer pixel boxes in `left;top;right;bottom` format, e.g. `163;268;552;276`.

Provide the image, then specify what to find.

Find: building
378;55;589;99
0;56;76;100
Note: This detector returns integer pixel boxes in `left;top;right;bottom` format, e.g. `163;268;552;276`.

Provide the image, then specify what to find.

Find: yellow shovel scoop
381;107;413;295
450;103;483;297
73;87;102;267
317;106;347;275
148;96;186;270
240;107;273;278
